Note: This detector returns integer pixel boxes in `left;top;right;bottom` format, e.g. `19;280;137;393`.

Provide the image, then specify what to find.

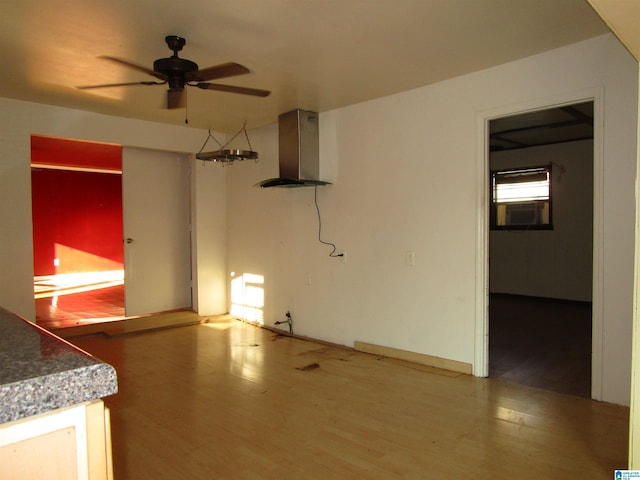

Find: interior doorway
31;135;125;329
31;137;194;330
487;101;594;398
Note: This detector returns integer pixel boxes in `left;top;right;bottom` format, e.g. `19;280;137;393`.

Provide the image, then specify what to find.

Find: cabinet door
0;426;78;480
0;401;111;480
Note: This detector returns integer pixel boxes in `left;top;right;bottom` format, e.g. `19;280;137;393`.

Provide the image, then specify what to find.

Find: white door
122;148;192;317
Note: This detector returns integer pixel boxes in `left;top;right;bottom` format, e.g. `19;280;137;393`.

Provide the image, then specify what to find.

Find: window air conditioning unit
505;202;540;226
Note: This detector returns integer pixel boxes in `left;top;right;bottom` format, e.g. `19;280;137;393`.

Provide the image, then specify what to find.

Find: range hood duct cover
256;109;331;188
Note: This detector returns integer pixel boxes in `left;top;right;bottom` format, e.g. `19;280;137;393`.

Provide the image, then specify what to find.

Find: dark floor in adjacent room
489;293;592;398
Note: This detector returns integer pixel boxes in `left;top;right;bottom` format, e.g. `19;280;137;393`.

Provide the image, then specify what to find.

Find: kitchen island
0;307;117;480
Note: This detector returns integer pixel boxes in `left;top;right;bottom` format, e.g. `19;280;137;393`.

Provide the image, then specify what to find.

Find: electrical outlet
405;250;416;266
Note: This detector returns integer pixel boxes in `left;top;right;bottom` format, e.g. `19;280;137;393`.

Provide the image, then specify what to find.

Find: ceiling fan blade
100;56;165;80
196;82;271;97
167;89;186;109
193;62;250;82
77;80;165;90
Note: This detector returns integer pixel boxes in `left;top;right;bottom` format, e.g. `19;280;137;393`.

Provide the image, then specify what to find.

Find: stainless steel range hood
256;109;331;188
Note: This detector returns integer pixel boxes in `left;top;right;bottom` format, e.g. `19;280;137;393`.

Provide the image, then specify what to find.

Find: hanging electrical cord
314;185;343;258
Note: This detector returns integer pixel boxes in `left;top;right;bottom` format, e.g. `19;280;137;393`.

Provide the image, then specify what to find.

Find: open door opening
31;135;125;330
487;101;594;398
31;138;194;331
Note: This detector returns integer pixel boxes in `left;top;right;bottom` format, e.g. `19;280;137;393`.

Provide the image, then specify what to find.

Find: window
490;165;552;230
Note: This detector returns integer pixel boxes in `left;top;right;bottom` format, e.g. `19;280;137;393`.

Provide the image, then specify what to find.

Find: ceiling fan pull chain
185;88;189;124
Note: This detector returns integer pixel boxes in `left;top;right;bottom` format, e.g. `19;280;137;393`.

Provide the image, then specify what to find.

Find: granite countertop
0;307;118;424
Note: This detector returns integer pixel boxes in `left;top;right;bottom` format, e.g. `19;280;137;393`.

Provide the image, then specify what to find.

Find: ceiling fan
78;35;270;109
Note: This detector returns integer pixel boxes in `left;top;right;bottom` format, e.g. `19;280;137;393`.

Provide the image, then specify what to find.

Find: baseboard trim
353;341;472;375
53;310;203;338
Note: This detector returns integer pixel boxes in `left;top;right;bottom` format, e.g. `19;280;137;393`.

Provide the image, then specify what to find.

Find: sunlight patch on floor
34;270;124;298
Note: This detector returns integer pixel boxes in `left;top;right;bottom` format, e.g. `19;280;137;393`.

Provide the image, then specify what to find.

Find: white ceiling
587;0;640;60
0;0;610;133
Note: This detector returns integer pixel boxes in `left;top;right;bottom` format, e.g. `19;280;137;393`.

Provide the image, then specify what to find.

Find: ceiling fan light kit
78;35;270;110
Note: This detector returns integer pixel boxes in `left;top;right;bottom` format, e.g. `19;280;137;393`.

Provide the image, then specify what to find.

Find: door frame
474;87;605;401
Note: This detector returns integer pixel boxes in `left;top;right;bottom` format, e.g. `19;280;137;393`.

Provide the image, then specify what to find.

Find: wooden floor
489;294;592;397
51;309;203;338
36;284;125;330
70;316;629;479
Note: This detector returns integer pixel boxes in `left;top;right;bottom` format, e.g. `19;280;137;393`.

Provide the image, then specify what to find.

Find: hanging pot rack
196;121;258;163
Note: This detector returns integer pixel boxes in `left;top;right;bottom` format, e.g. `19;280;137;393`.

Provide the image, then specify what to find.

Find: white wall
490;140;594;301
0;98;227;320
226;34;638;406
191;159;228;316
0;34;635;406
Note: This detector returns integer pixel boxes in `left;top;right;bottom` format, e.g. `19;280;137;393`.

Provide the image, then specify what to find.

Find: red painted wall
31;135;122;171
31;137;124;276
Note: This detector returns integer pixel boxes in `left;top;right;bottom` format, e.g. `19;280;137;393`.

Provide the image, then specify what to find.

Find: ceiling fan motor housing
153;57;199;89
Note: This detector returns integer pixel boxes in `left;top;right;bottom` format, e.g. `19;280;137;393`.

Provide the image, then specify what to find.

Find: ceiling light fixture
196;121;258;164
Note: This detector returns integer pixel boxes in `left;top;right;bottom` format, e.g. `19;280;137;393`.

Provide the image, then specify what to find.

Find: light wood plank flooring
71;316;629;479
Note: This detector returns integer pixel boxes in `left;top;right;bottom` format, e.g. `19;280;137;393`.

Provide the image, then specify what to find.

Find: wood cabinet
0;400;113;480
